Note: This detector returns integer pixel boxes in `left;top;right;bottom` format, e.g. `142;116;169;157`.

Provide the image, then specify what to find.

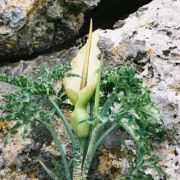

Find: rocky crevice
0;0;152;63
1;0;180;179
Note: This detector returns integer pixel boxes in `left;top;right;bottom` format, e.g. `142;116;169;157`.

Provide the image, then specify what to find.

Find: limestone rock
99;0;180;178
99;0;180;132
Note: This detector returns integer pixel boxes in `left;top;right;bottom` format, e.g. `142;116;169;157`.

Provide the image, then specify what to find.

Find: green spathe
63;20;101;139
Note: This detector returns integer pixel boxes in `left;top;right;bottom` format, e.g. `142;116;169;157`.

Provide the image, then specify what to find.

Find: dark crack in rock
0;0;153;63
15;142;61;180
0;148;5;169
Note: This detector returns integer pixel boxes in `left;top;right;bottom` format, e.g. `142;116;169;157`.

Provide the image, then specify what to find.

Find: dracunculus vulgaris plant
44;20;106;179
62;19;103;179
63;19;100;148
0;19;165;180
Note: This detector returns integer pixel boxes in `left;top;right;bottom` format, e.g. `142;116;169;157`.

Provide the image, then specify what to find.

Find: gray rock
99;0;180;178
99;0;180;134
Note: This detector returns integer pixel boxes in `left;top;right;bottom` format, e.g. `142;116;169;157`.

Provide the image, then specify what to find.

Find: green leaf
49;96;78;151
22;123;32;140
10;122;22;133
93;53;104;116
0;74;52;95
118;116;150;166
101;93;116;116
39;161;60;180
132;171;153;180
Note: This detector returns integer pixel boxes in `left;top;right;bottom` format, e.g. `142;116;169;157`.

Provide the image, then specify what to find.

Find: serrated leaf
119;117;150;164
101;93;116;115
0;74;52;95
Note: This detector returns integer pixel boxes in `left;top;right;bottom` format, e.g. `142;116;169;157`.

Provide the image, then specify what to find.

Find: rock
98;0;180;178
99;0;180;135
0;0;94;61
0;126;31;179
0;149;5;169
0;0;153;62
0;49;73;76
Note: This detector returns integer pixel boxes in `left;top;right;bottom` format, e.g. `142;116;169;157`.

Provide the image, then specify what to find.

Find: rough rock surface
0;49;79;179
99;0;180;178
0;0;180;179
0;0;152;62
99;0;180;139
0;0;95;61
